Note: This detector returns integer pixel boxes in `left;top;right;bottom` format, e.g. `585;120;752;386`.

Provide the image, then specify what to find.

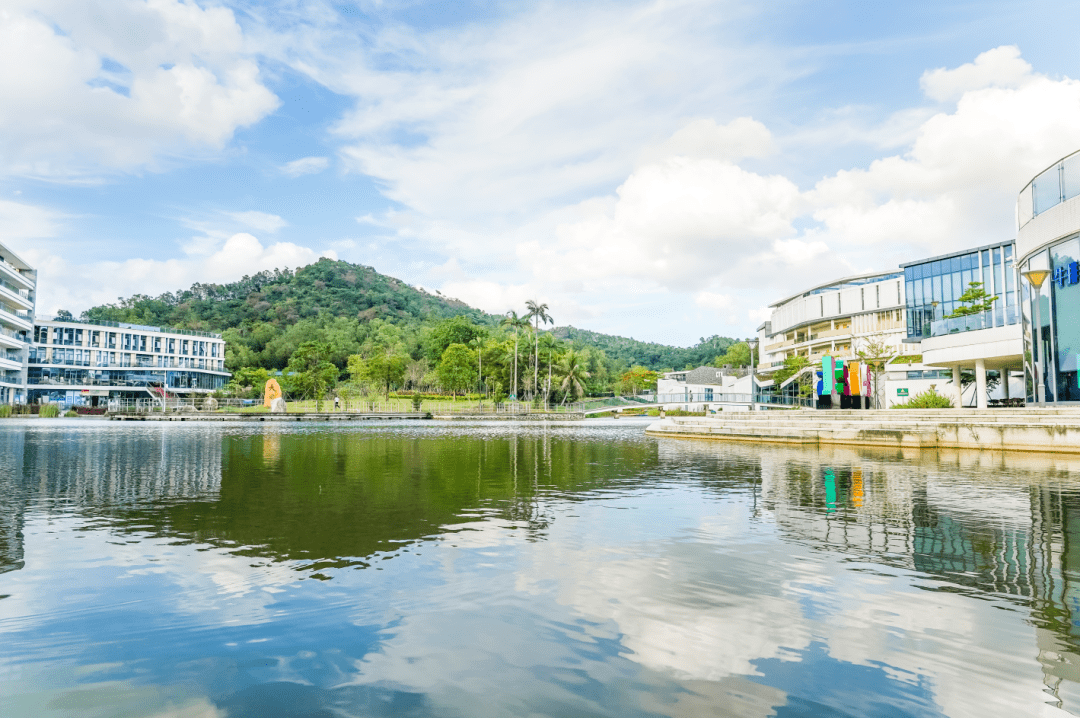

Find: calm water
3;420;1080;717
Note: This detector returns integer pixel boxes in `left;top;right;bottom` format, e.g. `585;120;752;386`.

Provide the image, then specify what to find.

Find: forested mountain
554;327;737;370
79;258;738;378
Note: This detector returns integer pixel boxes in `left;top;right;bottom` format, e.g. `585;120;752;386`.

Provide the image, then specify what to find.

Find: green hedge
0;405;11;418
892;388;953;409
39;404;61;418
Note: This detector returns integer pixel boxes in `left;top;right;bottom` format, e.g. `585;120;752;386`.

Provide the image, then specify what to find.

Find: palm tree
558;349;590;405
538;332;559;405
524;300;552;400
468;337;484;404
500;310;529;400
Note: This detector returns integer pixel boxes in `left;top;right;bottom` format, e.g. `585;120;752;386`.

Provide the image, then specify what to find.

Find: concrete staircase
645;408;1080;454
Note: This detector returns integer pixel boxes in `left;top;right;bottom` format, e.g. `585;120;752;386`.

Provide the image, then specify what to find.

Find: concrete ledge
646;409;1080;454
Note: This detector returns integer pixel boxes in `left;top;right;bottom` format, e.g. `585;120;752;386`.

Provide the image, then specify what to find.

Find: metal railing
45;316;222;339
928;305;1019;337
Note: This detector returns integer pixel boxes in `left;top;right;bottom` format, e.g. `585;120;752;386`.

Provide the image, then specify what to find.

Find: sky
3;0;1080;346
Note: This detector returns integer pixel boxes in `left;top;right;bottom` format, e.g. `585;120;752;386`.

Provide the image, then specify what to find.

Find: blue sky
3;0;1080;345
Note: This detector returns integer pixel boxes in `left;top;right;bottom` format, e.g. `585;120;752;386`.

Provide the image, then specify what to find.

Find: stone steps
646;412;1080;453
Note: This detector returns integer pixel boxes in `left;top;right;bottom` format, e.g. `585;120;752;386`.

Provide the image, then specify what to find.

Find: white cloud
225;210;288;233
0;199;62;243
920;45;1032;103
25;233;336;315
694;291;732;311
0;0;279;179
280;156;330;177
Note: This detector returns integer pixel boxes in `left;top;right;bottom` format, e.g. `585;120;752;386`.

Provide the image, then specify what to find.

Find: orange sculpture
263;378;283;408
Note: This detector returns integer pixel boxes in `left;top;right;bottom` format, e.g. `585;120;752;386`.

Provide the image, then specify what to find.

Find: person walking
334;395;340;411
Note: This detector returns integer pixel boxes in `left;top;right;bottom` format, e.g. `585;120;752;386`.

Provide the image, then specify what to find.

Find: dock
645;408;1080;454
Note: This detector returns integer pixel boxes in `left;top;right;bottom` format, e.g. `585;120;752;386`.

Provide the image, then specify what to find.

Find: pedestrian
334;395;340;411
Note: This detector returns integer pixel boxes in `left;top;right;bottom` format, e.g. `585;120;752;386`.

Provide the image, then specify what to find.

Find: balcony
0;282;32;311
0;305;32;331
0;260;34;290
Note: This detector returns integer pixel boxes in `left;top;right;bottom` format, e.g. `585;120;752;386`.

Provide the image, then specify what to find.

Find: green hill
80;258;736;374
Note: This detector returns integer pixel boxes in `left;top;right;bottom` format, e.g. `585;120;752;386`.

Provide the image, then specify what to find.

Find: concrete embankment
109;412;584;422
110;412;424;422
645;408;1080;454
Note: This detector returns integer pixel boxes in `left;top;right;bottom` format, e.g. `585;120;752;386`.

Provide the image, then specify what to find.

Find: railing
929;305;1019;337
0;326;29;343
0;281;31;309
45;316;222;339
0;305;32;327
0;259;34;288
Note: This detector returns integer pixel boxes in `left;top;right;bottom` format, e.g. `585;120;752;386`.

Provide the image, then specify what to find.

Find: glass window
913;279;923;305
1052;237;1080;400
949;256;962;273
1018;184;1034;226
905;281;915;307
1064;154;1080;202
904;267;914;282
932;275;942;303
1034;164;1063;215
922;277;932;303
951;272;963;301
931;260;941;275
913;264;923;280
993;254;1003;300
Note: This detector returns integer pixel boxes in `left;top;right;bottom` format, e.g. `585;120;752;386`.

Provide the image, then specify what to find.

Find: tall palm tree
524;300;552;401
538;332;559;404
500;310;529;400
558;349;590;405
468;337;484;402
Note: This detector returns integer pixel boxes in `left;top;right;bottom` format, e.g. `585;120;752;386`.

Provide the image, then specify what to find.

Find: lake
2;418;1080;717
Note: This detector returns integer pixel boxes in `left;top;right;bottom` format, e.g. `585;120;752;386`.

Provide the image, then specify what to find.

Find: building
0;241;36;405
656;366;753;412
757;271;952;407
904;241;1024;409
1016;149;1080;404
27;318;229;408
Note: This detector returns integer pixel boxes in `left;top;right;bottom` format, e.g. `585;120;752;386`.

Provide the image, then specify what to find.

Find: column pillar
952;366;963;409
975;359;988;410
1002;370;1010;400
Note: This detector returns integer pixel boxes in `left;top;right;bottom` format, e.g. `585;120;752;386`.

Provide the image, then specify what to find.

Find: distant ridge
81;257;736;370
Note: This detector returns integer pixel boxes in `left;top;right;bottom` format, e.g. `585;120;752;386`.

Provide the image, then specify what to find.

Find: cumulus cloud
25;233;336;316
280;156;330;177
0;0;279;179
920;46;1033;103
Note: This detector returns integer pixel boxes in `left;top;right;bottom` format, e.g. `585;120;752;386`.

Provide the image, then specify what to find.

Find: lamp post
748;338;759;410
1023;255;1051;405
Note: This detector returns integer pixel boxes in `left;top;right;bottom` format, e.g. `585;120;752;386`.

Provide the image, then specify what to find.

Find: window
153;337;161;353
181;340;189;355
74;329;83;346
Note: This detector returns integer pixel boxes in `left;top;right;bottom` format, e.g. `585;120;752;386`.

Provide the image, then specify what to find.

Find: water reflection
4;421;1080;716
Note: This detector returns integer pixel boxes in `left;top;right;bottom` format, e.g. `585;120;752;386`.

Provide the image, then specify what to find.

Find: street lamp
1022;250;1051;405
747;338;759;410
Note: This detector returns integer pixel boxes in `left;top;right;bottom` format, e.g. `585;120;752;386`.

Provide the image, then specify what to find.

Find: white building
0;241;36;405
27;318;229;408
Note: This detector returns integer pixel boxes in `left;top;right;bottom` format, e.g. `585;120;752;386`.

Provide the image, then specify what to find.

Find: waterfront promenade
646;408;1080;454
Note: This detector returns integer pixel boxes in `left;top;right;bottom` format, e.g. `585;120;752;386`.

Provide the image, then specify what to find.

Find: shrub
64;409;79;418
892;388;954;409
0;405;11;418
38;404;61;418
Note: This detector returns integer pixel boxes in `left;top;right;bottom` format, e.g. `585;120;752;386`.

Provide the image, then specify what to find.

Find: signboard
80;389;109;397
896;388;909;397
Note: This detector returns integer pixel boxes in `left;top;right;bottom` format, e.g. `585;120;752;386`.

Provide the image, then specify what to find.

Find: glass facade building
902;242;1019;342
1017;149;1080;404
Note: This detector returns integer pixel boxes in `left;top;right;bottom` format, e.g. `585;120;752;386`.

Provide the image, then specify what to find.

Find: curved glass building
1017;150;1080;403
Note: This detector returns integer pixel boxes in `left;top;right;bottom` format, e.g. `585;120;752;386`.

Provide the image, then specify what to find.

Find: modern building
1016;149;1080;404
757;271;952;407
27;317;229;408
0;241;36;405
904;241;1024;408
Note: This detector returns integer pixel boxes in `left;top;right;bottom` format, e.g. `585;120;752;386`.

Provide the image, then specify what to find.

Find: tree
228;366;270;398
500;310;529;400
856;333;896;409
468;336;485;397
285;341;339;409
437;343;477;397
558;349;591;404
55;309;74;321
349;345;408;397
772;355;815;397
713;342;751;368
524;300;552;399
426;316;485;362
948;282;998;318
538;332;560;404
618;366;659;394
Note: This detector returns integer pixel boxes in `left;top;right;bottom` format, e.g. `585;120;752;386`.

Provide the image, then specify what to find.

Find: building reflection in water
7;425;1080;711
